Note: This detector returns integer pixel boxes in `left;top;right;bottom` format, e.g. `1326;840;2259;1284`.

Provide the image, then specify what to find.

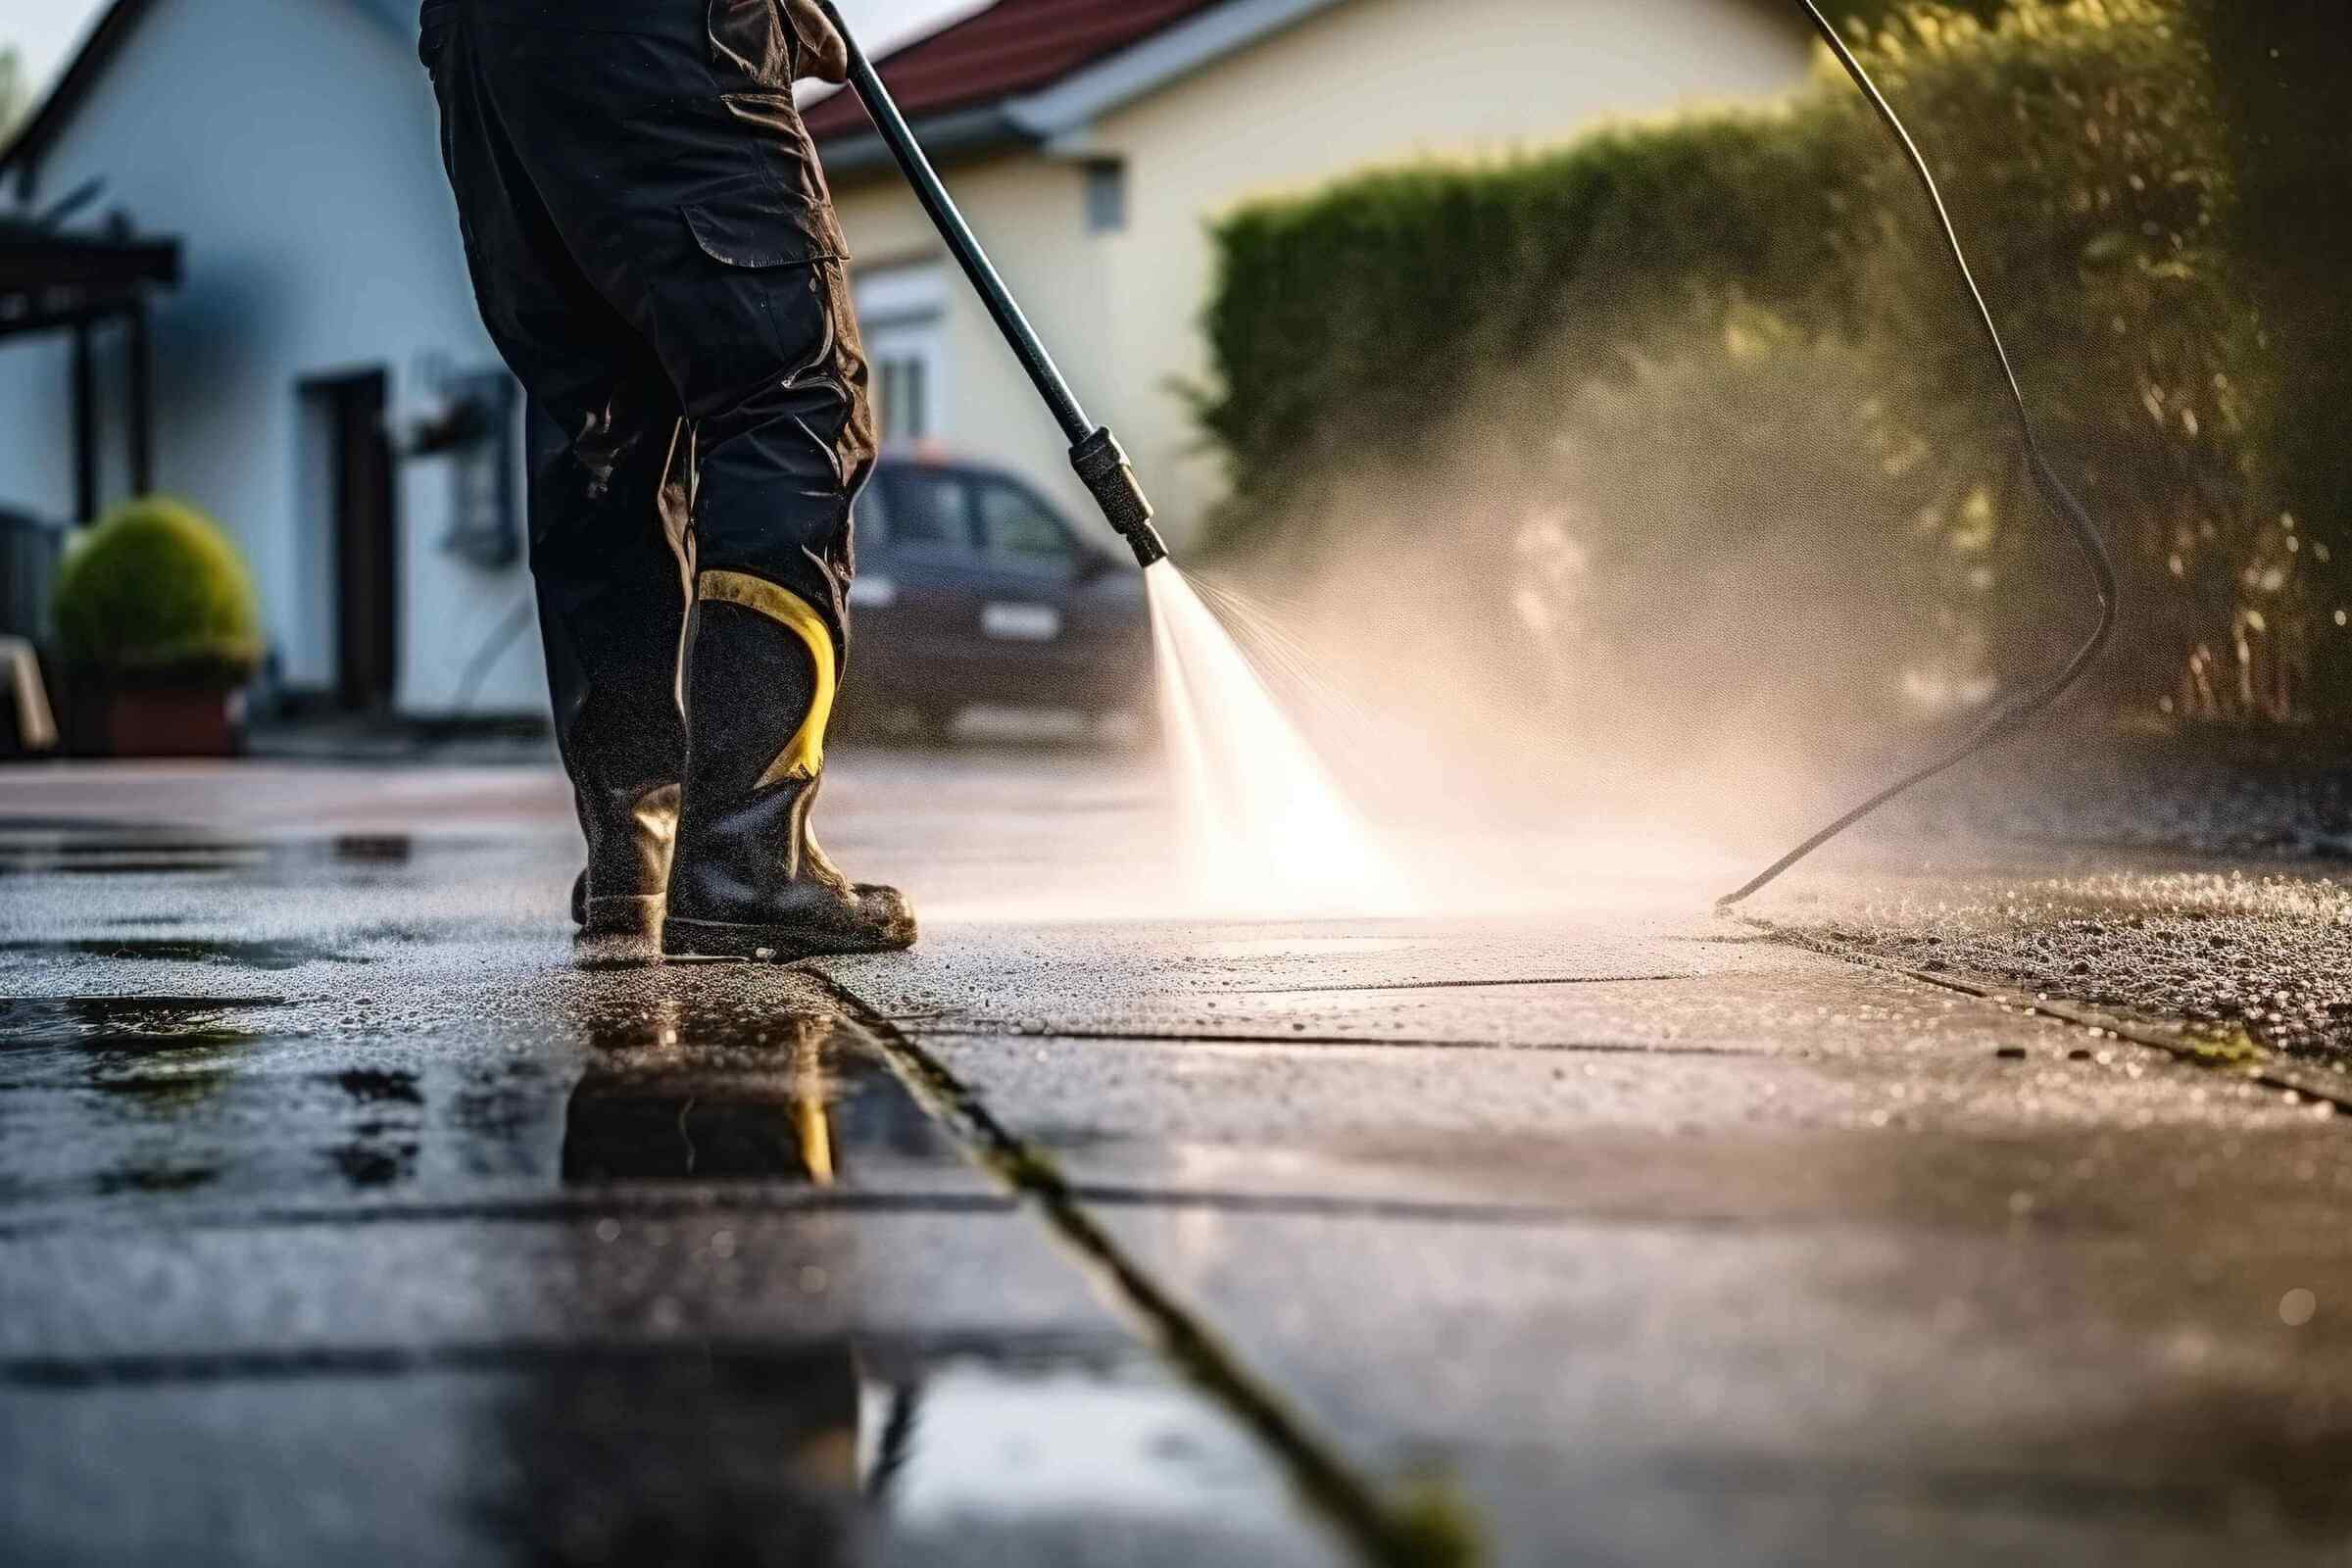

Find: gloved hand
783;0;850;85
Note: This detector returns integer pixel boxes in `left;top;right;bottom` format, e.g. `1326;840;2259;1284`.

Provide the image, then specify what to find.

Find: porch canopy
0;217;180;522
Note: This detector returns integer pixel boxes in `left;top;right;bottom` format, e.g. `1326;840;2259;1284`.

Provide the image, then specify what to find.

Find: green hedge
1198;101;1860;532
1198;0;2336;724
53;497;263;685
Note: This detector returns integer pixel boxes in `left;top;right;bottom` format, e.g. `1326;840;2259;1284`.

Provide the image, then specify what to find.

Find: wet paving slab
1085;1205;2352;1566
13;762;2352;1564
820;914;2117;1057
916;1033;2348;1219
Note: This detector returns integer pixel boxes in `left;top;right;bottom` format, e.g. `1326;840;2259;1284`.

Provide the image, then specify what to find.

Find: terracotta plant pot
98;684;242;758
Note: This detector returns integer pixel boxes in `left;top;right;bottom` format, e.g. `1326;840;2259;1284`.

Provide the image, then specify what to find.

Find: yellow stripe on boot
698;570;838;790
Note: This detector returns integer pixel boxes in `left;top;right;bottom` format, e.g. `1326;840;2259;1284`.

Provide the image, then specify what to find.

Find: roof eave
0;0;157;201
819;0;1352;181
1003;0;1347;139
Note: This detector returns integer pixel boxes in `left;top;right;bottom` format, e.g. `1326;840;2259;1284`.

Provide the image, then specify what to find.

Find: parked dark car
842;449;1152;733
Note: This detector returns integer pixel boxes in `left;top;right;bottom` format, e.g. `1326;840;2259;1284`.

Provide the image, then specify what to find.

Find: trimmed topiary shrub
52;497;263;687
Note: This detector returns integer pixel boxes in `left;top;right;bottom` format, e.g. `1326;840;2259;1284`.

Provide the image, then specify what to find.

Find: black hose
1714;0;2121;908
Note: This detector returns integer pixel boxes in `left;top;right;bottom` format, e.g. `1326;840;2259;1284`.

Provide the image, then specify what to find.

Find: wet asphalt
5;750;2352;1566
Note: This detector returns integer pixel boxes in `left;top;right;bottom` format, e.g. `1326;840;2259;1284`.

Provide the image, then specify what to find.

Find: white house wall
0;0;546;716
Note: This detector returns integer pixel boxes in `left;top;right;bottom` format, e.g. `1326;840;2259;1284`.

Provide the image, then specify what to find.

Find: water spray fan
819;0;1169;571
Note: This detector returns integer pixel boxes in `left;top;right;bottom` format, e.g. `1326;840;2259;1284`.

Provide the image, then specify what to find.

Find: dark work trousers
421;0;875;876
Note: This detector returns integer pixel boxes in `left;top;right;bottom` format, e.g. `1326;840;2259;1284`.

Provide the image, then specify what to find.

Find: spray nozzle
1070;426;1169;569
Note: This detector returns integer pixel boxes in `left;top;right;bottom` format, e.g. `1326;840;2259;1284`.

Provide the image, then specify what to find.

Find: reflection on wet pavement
0;824;421;879
5;1342;1348;1567
0;843;1353;1567
0;996;283;1050
0;936;372;970
565;1012;955;1186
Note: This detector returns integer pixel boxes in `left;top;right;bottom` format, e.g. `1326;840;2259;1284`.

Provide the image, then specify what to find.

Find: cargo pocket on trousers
681;180;833;270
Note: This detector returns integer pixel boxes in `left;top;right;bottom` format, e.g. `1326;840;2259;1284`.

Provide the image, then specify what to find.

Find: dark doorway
302;369;398;710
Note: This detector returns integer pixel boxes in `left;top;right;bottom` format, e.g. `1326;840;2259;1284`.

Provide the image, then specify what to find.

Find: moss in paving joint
2178;1024;2266;1068
812;976;1482;1568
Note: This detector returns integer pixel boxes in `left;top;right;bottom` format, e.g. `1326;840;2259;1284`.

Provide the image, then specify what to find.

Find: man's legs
438;0;912;957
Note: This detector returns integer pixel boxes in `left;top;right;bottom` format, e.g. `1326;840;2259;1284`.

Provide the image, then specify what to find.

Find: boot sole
661;914;915;962
578;896;663;939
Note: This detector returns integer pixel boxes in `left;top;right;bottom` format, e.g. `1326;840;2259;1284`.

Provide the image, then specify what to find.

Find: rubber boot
524;402;691;941
662;571;915;960
569;783;680;937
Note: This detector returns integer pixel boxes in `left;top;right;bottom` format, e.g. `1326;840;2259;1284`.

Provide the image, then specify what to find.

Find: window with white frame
855;263;947;447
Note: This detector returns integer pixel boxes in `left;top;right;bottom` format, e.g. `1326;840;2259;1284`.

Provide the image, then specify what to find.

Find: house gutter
818;0;1350;180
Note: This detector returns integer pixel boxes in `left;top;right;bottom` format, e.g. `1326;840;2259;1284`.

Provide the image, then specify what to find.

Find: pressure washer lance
1713;0;2120;909
819;0;1169;570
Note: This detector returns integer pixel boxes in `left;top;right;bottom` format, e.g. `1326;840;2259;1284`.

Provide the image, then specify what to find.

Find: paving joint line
1173;973;1701;996
0;1189;1016;1240
1743;916;2352;1117
0;1329;1128;1390
898;1021;1756;1055
808;971;1481;1568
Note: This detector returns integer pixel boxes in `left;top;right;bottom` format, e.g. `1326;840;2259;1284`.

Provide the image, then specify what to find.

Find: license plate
982;603;1061;642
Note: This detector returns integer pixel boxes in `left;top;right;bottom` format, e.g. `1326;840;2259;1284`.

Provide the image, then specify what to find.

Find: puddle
0;823;268;878
866;1353;1325;1536
330;835;415;864
0;996;283;1053
564;1009;961;1186
0;937;370;970
0;855;261;878
0;975;1355;1564
336;1068;422;1105
0;1343;1347;1567
0;993;980;1205
0;826;418;879
91;1165;220;1196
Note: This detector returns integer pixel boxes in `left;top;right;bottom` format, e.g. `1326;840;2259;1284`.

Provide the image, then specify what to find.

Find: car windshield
976;479;1074;573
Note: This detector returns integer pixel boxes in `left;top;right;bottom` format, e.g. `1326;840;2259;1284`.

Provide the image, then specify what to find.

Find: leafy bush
1198;0;2333;723
2190;0;2352;717
53;497;264;685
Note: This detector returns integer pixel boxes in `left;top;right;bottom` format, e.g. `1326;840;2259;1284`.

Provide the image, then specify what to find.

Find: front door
302;369;398;711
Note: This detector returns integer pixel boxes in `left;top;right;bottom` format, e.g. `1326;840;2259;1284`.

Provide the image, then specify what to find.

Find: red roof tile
806;0;1225;141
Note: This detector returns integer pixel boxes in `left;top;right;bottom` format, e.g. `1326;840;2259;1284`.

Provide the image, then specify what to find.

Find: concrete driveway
2;745;2348;1566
